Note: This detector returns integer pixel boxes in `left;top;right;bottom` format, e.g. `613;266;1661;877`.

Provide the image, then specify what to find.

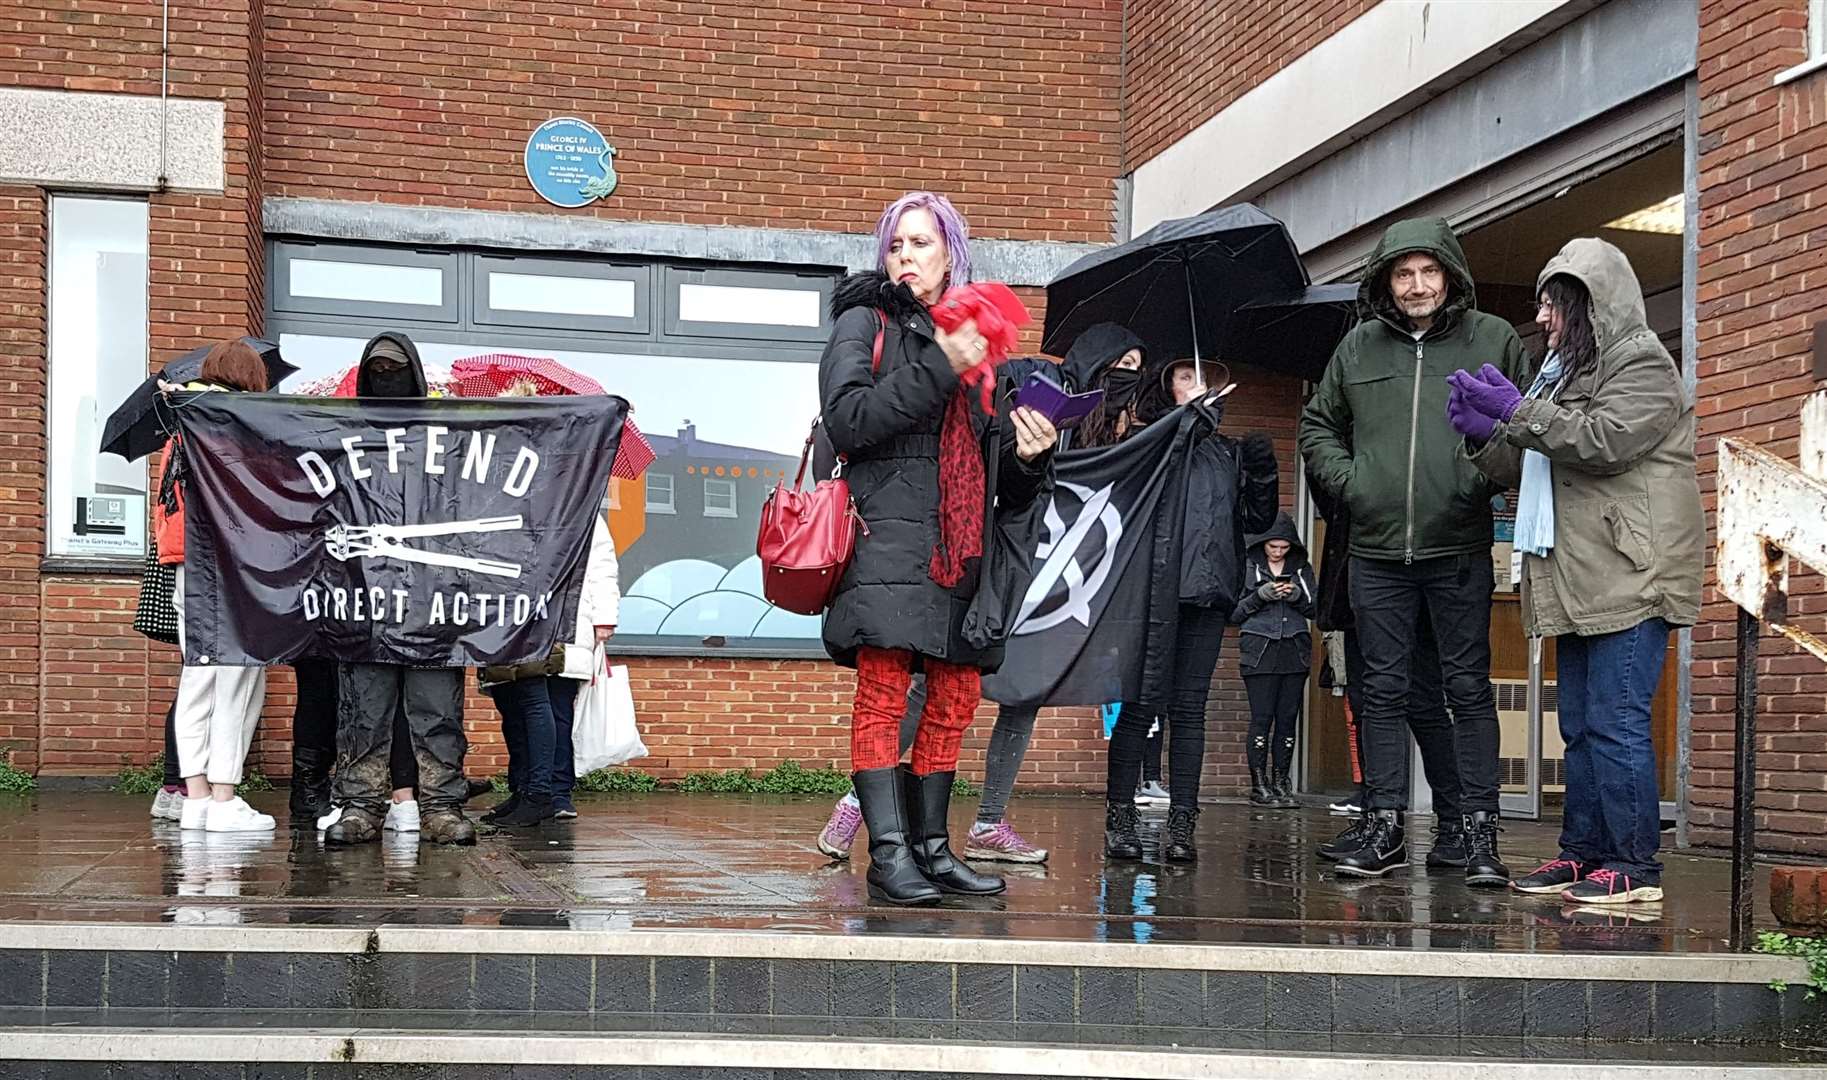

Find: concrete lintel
0;88;225;194
263;196;1098;288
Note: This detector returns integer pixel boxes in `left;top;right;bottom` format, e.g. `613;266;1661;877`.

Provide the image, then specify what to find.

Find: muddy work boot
323;806;383;846
421;809;478;846
1105;801;1144;861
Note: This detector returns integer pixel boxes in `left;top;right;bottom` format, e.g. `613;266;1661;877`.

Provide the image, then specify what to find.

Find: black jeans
1343;613;1461;819
495;676;581;801
334;664;466;816
1349;554;1499;814
1244;671;1306;775
1107;604;1227;808
161;698;181;788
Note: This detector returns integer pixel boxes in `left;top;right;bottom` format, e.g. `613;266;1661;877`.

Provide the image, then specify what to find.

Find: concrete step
3;1025;1827;1079
0;921;1819;1059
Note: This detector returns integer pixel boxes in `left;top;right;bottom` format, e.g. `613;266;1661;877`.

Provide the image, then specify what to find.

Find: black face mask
1100;366;1142;406
366;365;418;398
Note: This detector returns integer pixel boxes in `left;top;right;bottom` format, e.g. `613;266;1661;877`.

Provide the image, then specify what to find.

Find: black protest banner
982;408;1201;710
173;392;624;668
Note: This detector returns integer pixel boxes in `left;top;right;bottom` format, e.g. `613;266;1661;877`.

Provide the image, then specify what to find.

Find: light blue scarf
1512;351;1563;558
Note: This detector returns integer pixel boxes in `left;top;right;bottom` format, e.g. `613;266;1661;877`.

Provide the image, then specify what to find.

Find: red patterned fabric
929;389;985;589
910;659;981;775
851;646;914;770
448;353;657;480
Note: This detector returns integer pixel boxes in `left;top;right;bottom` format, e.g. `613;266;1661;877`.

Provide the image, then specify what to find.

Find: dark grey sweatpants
334;664;466;816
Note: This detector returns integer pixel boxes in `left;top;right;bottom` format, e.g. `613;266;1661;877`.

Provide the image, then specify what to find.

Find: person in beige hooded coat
1449;237;1703;906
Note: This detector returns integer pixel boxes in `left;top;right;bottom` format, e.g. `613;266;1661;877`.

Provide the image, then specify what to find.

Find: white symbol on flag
324;516;525;579
1012;482;1123;636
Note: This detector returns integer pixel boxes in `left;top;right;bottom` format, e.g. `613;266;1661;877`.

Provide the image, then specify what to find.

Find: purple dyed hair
874;191;973;288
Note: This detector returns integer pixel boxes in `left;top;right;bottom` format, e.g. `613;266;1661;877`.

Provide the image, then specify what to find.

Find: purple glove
1447;365;1524;422
1447;384;1498;444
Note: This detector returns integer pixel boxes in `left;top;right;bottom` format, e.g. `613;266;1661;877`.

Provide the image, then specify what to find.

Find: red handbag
757;313;885;616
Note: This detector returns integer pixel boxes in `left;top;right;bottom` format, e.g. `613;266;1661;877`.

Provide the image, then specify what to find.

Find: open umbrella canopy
1042;204;1309;364
1228;282;1361;382
448;353;656;481
99;337;294;462
291;360;456;398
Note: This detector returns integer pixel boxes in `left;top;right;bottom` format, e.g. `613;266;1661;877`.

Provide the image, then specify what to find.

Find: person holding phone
1232;513;1318;807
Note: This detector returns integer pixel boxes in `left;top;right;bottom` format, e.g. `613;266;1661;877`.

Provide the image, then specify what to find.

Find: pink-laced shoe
1511;858;1584;894
964;820;1050;864
817;798;863;860
1562;867;1663;905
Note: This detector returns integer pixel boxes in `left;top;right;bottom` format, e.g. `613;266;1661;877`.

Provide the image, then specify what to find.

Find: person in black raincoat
1231;512;1317;807
323;332;477;847
820;191;1058;906
1104;355;1278;865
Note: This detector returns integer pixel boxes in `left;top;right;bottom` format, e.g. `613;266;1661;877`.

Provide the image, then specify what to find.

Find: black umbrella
100;337;293;462
1042;203;1309;362
1229;282;1361;382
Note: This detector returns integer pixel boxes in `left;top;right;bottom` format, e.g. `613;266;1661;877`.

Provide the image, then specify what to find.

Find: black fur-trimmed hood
831;270;929;323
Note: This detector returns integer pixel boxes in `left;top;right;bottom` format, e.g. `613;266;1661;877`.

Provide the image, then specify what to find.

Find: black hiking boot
1427;815;1470;868
1249;767;1277;807
1334;810;1408;878
1318;812;1372;861
1164;805;1199;863
1464;811;1509;887
1105;801;1143;861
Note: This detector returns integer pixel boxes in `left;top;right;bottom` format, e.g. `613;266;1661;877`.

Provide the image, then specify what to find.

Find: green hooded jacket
1297;217;1529;562
1467;237;1703;637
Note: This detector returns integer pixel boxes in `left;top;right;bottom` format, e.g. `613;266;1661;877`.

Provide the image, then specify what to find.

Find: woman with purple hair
817;191;1059;905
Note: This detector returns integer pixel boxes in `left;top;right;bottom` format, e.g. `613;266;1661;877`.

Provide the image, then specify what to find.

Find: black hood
355;331;427;399
831;270;928;324
1059;322;1146;391
1246;512;1309;565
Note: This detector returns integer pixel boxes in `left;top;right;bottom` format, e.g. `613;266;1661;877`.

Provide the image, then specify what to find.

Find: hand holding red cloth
930;282;1032;413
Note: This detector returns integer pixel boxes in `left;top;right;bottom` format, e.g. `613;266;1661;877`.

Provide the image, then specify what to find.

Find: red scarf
930;388;985;589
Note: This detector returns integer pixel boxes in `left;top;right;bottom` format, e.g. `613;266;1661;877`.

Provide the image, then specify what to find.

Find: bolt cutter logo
1012;481;1123;636
324;515;525;579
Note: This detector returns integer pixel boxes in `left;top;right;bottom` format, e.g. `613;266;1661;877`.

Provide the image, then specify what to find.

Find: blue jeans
495;676;581;801
1557;618;1669;882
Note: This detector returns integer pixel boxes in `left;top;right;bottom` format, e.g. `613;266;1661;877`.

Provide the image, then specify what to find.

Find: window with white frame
646;472;676;514
704;478;737;518
49;196;149;560
267;243;832;650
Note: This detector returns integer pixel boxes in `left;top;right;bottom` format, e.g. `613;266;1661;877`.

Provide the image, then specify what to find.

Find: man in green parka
1297;218;1530;884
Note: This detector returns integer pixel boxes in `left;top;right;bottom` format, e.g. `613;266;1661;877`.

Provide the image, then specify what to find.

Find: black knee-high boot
852;767;941;906
900;766;1005;896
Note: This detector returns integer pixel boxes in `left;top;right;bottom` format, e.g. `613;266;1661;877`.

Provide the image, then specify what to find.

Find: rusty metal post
1730;606;1760;951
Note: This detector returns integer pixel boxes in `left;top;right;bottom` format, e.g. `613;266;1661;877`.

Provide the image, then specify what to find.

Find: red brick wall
0;188;48;773
1691;0;1827;855
1122;0;1378;170
262;0;1124;242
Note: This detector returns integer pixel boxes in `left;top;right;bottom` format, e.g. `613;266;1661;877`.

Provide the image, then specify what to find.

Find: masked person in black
962;323;1151;865
323;332;477;847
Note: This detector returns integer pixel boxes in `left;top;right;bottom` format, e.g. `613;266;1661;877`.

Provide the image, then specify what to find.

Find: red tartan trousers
851;646;981;774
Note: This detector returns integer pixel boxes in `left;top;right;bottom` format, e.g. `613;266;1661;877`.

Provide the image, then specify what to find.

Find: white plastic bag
572;644;647;774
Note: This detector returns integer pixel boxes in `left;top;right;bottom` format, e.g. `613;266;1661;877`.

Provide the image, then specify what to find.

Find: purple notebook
1016;373;1105;429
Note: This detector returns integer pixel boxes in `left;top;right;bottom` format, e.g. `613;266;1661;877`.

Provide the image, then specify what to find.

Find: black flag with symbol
981;407;1202;710
173;391;625;668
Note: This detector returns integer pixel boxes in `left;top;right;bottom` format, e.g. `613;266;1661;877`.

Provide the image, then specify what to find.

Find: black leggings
1107;604;1227;809
1244;671;1306;775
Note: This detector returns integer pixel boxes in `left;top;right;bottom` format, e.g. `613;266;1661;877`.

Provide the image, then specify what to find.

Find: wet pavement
0;791;1753;952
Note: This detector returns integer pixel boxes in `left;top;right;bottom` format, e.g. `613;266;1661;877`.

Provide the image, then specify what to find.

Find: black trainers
1512;858;1586;895
1562;868;1663;905
1318;813;1372;861
1164;805;1199;863
1334;810;1407;878
1105;801;1143;861
497;795;555;829
1463;811;1509;887
1426;816;1469;868
481;795;521;824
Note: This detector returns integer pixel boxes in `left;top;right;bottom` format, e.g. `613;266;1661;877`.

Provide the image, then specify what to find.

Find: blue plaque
524;117;618;208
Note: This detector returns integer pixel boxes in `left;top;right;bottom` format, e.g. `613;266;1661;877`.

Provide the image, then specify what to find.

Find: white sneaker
384;799;421;833
316;804;343;832
178;797;212;831
205;797;276;833
1134;781;1171;806
151;789;183;821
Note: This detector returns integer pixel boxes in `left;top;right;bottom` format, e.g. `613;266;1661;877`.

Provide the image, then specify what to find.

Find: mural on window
276;334;824;644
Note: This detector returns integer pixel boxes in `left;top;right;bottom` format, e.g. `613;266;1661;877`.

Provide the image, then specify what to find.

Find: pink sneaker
817;798;862;860
965;821;1050;864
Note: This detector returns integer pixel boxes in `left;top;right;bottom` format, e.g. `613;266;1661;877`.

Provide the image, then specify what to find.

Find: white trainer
151;789;184;821
205;796;276;833
316;804;343;832
384;799;421;833
178;797;212;831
